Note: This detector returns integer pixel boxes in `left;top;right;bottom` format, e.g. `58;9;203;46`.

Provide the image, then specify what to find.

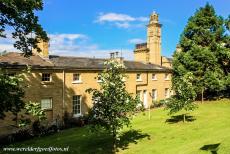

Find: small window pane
152;89;157;100
41;98;52;110
165;74;169;80
97;73;102;81
136;74;141;80
165;88;170;98
136;90;141;100
42;73;51;81
152;74;157;80
73;73;80;81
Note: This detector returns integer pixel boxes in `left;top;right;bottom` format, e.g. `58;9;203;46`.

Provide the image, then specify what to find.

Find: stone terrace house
0;12;172;125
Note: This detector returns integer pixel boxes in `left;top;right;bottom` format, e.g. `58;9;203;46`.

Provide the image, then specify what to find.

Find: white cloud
115;22;130;28
97;13;135;23
136;17;149;22
48;33;133;60
0;31;18;52
55;48;133;60
96;12;149;29
0;33;134;60
128;38;145;44
0;44;16;52
49;33;87;46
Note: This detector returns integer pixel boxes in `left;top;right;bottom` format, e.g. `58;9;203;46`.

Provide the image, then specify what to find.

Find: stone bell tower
134;12;162;65
147;12;162;65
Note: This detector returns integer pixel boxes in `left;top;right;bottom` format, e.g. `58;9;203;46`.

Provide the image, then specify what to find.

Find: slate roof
0;52;53;68
162;56;173;62
0;52;171;72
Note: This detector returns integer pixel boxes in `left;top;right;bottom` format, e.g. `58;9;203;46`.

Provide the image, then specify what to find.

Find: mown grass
1;99;230;154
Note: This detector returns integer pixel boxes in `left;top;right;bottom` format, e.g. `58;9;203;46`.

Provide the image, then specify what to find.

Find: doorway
143;90;148;108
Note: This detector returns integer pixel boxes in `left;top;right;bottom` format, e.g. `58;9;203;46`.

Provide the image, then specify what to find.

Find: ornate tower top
149;12;159;24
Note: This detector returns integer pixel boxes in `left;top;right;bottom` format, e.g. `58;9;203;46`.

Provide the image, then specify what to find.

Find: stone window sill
72;81;83;84
41;81;54;85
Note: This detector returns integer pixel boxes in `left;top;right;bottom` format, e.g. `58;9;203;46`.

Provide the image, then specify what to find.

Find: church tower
134;12;162;65
147;12;162;65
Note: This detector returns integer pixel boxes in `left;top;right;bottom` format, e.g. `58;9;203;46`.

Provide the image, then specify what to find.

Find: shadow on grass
72;128;150;154
200;143;220;154
117;129;150;151
165;114;196;124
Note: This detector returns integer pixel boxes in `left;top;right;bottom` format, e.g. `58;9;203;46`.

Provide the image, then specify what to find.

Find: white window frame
136;90;142;108
136;90;141;101
165;73;170;80
152;73;157;80
97;73;102;82
72;73;82;84
41;98;52;110
152;89;157;101
165;88;170;98
42;73;52;82
73;95;81;117
136;73;142;81
122;76;126;82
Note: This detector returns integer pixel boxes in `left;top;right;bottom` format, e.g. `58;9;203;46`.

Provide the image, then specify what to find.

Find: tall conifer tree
173;3;230;99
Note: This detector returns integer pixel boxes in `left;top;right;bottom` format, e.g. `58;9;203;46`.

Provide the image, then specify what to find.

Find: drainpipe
62;69;65;123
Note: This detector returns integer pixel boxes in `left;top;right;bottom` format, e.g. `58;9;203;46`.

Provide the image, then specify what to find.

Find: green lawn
2;99;230;154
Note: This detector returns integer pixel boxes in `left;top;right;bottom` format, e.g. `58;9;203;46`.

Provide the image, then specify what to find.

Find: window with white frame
122;76;126;82
152;89;157;101
136;73;141;81
73;95;81;116
165;73;170;80
165;88;170;98
42;73;51;82
136;90;142;108
152;73;157;80
136;90;141;101
97;73;102;82
41;98;52;110
73;73;81;82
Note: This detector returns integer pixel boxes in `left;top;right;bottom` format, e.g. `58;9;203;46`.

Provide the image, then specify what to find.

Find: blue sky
1;0;229;60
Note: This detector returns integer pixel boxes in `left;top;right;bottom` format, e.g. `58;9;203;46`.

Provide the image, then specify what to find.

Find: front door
143;90;148;108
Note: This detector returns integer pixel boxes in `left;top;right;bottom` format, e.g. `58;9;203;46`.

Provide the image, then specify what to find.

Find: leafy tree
0;70;25;119
0;0;47;121
164;72;197;122
24;101;46;121
165;4;229;119
86;60;140;151
173;3;230;101
0;0;48;56
18;101;46;128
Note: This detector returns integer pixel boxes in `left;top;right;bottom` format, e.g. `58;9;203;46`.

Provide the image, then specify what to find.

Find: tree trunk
112;128;116;153
148;104;151;120
113;136;116;154
201;88;204;104
16;113;18;126
183;114;186;123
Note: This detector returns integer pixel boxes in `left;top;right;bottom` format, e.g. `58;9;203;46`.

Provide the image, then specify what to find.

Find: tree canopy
0;0;48;56
0;0;47;120
173;3;230;99
0;70;25;119
86;60;140;151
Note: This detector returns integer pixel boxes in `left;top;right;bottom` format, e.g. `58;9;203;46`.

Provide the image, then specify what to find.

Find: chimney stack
32;39;49;59
109;51;124;64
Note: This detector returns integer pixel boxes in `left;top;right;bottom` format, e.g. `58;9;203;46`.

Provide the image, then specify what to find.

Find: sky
0;0;229;60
